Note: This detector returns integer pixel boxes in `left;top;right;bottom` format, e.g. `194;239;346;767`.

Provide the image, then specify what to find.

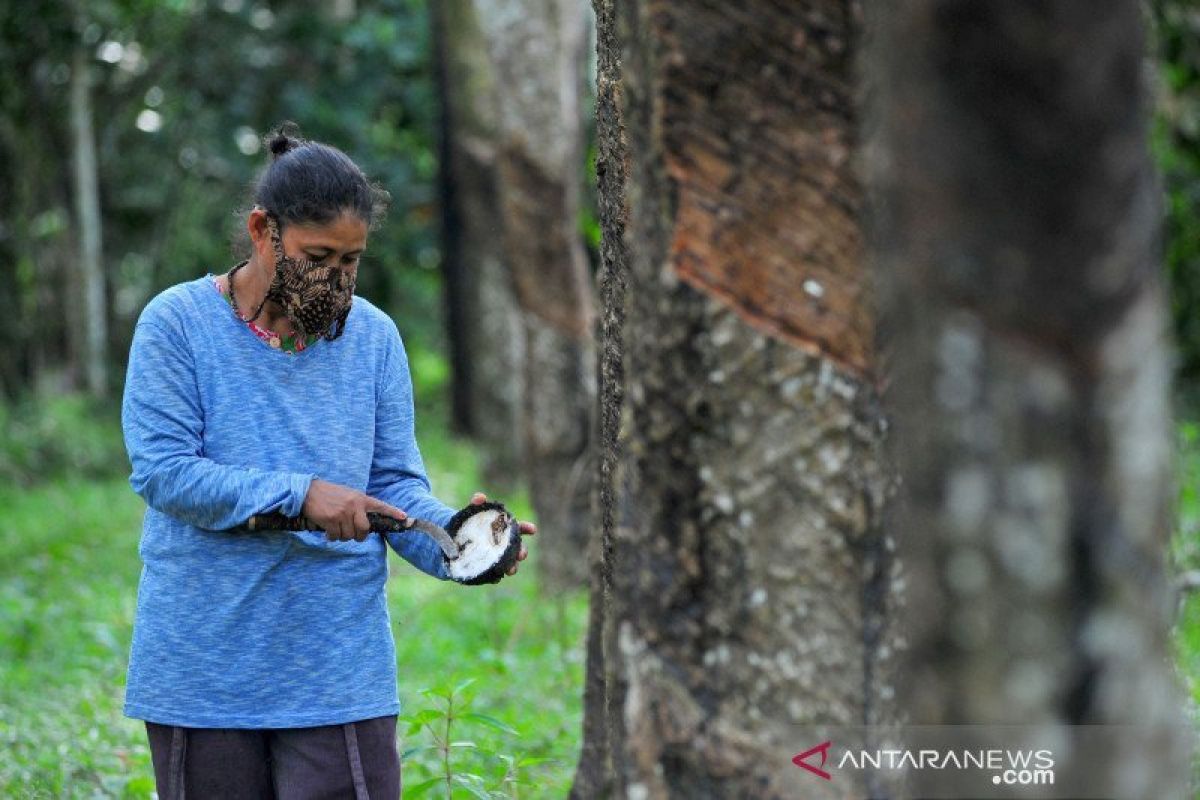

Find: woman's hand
469;491;535;577
302;478;408;542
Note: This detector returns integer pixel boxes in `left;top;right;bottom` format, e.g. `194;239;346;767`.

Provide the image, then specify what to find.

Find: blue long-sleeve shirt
120;274;458;728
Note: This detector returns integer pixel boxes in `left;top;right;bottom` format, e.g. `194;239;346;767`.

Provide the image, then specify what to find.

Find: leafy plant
399;677;559;799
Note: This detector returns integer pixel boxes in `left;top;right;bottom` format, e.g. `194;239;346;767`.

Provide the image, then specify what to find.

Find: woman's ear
247;208;271;261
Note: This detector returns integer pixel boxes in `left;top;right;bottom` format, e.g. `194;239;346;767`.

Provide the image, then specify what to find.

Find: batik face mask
263;214;356;341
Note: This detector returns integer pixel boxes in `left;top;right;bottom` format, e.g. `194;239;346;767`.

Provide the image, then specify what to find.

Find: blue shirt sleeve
368;323;459;580
121;319;316;531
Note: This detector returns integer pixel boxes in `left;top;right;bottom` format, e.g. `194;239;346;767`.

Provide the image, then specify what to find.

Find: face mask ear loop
264;213;289;271
240;267;271;326
240;212;286;326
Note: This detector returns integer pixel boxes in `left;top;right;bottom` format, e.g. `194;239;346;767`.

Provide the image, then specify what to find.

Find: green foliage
0;0;447;397
580;141;601;257
0;480;152;797
1171;421;1200;792
0;409;585;797
1172;422;1200;702
398;678;560;799
1174;420;1200;574
1150;1;1200;392
0;394;127;486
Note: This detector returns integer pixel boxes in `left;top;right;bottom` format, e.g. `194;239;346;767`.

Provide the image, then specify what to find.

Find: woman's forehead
286;213;368;250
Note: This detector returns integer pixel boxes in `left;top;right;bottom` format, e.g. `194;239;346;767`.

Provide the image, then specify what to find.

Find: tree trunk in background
0;114;44;397
69;40;107;397
431;0;524;486
575;1;897;796
866;1;1192;795
475;0;596;592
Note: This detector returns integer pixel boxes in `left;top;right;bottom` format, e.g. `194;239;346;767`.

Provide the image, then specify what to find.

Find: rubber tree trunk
574;1;897;797
474;0;597;592
70;40;108;397
431;0;525;485
865;1;1193;796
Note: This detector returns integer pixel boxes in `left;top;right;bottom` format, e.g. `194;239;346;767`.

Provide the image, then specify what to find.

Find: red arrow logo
792;740;833;780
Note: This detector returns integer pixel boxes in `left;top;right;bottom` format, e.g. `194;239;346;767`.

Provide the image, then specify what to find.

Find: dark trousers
145;715;401;800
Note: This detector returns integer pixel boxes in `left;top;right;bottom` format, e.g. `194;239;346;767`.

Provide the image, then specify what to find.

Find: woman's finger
519;521;537;535
367;497;407;522
470;492;487;505
353;510;370;542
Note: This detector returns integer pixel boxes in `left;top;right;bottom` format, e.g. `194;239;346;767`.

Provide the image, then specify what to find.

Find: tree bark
575;2;896;797
431;0;525;485
474;0;597;592
570;0;626;793
866;0;1192;795
70;39;108;397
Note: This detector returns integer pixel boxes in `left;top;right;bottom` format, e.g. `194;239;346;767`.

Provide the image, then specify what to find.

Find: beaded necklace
217;262;320;354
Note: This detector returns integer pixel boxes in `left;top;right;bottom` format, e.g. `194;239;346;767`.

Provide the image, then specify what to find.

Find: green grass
0;406;588;798
1171;420;1200;766
1173;422;1200;798
0;480;151;797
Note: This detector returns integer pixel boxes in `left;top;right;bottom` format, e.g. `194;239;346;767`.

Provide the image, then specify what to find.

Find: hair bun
265;121;304;160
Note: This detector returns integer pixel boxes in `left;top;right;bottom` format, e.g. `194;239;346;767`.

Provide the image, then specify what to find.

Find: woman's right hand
301;478;408;542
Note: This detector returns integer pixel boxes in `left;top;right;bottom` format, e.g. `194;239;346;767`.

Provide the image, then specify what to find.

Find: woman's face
250;209;369;279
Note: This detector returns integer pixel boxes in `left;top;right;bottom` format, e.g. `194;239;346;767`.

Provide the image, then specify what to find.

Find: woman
120;125;534;799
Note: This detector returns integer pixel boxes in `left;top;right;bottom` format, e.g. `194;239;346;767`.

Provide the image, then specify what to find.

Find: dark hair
250;122;390;230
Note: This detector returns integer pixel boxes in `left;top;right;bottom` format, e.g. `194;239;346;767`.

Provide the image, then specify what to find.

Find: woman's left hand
470;491;535;577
